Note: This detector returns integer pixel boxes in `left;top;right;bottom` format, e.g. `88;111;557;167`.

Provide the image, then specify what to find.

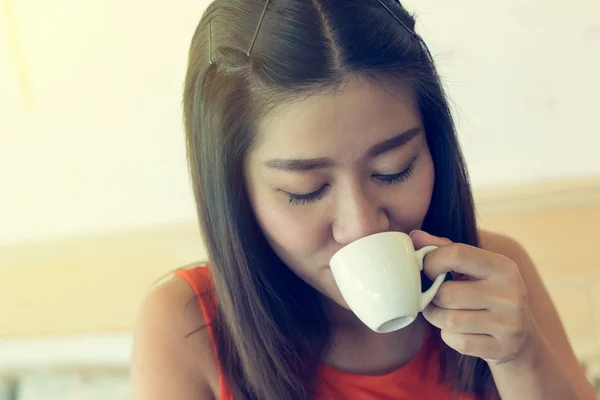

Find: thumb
409;230;453;250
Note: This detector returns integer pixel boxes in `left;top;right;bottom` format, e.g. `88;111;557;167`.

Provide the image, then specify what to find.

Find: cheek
244;163;321;260
253;197;346;304
388;152;435;229
252;195;328;261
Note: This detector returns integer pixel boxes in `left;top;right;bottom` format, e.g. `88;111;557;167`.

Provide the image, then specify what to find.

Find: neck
320;296;429;375
321;296;368;331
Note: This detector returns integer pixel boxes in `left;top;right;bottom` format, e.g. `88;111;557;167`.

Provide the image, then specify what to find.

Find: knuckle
454;335;473;355
435;283;453;307
503;315;522;336
515;289;528;309
446;244;464;264
507;284;528;309
439;236;453;245
501;257;520;276
501;309;529;338
444;311;462;331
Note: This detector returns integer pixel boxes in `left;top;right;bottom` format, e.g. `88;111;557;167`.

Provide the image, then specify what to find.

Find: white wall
1;0;599;246
405;0;600;187
0;0;210;245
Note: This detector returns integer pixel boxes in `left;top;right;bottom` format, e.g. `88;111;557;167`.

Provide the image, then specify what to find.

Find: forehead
251;77;422;160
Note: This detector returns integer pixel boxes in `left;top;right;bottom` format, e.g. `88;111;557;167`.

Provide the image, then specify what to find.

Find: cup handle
415;245;447;312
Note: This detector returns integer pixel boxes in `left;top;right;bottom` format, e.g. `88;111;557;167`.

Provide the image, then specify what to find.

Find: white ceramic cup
329;231;447;333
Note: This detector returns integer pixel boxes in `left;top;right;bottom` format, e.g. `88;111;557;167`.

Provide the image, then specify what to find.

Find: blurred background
1;0;600;398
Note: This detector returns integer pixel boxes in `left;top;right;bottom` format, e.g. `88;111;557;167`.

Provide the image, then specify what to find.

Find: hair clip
247;0;271;56
240;0;413;61
208;20;214;65
376;0;417;39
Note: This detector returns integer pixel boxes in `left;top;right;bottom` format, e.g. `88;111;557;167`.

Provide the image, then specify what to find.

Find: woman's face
244;77;435;308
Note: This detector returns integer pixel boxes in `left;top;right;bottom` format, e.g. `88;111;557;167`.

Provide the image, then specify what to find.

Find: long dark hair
183;0;495;398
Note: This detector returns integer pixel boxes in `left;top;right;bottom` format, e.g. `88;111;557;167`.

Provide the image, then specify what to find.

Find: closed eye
283;185;329;206
282;162;414;206
372;163;414;185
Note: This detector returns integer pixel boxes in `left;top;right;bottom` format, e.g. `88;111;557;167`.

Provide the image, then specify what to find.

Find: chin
325;289;352;311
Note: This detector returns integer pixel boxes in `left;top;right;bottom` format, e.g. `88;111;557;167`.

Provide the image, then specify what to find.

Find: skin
244;77;435;373
131;76;595;399
245;77;434;314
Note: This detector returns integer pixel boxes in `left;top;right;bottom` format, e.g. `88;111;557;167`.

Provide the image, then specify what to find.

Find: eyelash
286;186;329;206
285;164;415;206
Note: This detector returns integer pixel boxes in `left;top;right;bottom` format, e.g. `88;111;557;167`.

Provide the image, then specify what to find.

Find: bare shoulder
130;275;219;400
477;230;542;294
477;230;530;264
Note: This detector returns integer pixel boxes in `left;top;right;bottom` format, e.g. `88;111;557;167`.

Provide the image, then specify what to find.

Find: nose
332;186;390;246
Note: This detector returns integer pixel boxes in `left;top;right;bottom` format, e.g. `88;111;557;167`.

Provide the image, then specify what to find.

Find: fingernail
409;230;420;238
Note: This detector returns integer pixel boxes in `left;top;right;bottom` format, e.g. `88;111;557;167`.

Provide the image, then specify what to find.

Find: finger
422;304;501;334
410;230;452;250
432;280;492;310
410;231;493;280
422;243;508;280
440;331;502;361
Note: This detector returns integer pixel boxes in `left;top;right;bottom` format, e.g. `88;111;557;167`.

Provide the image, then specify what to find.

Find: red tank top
176;266;477;400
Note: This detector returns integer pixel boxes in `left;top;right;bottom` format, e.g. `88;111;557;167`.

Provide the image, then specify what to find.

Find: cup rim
329;230;411;264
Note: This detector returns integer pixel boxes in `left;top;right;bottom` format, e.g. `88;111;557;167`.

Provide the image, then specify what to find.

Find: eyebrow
264;127;422;172
367;127;421;158
264;157;333;171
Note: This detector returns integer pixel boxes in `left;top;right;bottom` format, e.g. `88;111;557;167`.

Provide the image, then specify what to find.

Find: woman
131;1;594;399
